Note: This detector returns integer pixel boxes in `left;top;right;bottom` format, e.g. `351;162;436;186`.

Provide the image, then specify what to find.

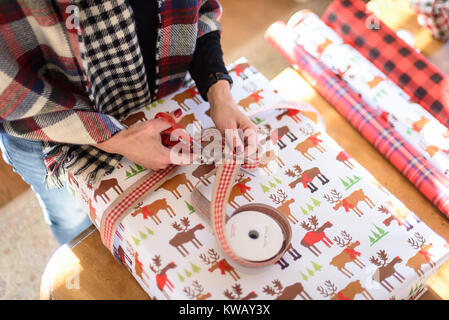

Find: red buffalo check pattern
101;164;178;250
265;23;449;217
322;0;449;128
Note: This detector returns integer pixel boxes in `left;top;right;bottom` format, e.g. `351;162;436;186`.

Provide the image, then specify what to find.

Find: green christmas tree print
178;273;185;282
185;201;195;214
132;236;140;246
300;271;308;281
311;197;321;207
260;184;270;193
301;206;308;216
190;263;201;274
145;226;154;235
311;261;322;272
139;231;147;240
369;224;389;246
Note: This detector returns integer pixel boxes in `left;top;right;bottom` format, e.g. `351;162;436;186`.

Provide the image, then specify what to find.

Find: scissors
154;111;256;177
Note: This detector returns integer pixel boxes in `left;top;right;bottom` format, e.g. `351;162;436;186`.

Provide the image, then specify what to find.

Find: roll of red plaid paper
322;0;449;129
265;21;449;217
410;0;449;41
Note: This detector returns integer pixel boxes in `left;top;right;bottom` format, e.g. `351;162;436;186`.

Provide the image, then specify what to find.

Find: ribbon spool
191;165;292;272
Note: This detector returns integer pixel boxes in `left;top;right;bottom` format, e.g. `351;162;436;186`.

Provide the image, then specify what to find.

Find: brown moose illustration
300;215;333;257
183;281;211;300
369;250;405;292
159;173;194;199
330;231;365;278
324;188;375;217
178;113;202;131
269;189;298;224
228;175;254;209
237;89;264;112
258;149;285;175
200;248;240;281
276;243;302;270
294;131;326;161
378;202;420;231
317;280;373;300
122;111;148;127
228;62;255;80
131;198;175;225
262;124;298;149
224;284;258;300
169;217;205;256
263;279;312;300
172;87;201;111
276;108;301;123
285;164;329;193
87;178;124;204
191;163;216;186
406;232;436;278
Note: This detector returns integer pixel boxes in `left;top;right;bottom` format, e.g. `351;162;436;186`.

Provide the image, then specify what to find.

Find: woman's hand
207;80;258;156
95;109;192;171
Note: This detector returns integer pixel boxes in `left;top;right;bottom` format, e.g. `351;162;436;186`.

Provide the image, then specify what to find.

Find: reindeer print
406;233;436;278
130;249;150;288
200;249;240;281
172;87;201;111
369;250;405;292
131;199;175;225
228;176;254;209
224;284;258;300
237;89;264;111
169;217;205;256
88;199;96;223
88;178;123;204
149;255;177;299
276;243;302;270
263;279;312;300
178;113;202;131
378;202;420;231
324;189;375;217
228;62;256;80
121;111;148;127
300;215;333;257
262;124;298;149
330;231;365;278
295;131;326;161
269;189;298;224
285;164;329;193
317;38;333;56
276;108;301;123
258;149;285;175
191;163;216;186
159;173;194;199
336;151;355;170
317;280;373;300
411;116;430;133
183;281;211;300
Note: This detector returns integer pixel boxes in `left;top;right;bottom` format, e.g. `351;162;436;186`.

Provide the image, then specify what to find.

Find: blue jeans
0;134;92;244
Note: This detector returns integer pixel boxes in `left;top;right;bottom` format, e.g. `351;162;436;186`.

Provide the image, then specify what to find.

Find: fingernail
174;108;182;118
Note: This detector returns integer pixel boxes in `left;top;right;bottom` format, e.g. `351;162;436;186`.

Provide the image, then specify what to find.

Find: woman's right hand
95;110;192;171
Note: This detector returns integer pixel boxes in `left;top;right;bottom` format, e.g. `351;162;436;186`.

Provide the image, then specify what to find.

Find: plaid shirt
0;0;222;186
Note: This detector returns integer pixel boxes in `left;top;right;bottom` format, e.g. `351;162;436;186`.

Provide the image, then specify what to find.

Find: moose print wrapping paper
67;58;449;300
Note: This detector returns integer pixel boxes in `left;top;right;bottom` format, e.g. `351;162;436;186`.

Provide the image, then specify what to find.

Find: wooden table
40;0;449;300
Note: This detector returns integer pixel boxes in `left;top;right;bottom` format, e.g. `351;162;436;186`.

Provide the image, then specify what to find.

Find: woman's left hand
207;80;258;157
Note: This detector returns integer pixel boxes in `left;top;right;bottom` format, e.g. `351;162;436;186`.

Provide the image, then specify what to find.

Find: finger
243;127;259;158
169;108;184;124
147;118;173;133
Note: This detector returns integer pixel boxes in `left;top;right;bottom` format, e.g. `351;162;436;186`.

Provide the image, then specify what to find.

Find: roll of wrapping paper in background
410;0;449;41
322;0;449;128
286;10;449;182
265;21;449;217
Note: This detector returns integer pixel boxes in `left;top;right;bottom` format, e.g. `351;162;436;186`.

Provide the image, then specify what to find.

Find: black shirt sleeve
188;30;229;101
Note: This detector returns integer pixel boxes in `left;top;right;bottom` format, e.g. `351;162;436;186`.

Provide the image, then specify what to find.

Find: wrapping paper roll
410;0;449;41
287;10;449;187
265;21;449;217
322;0;449;129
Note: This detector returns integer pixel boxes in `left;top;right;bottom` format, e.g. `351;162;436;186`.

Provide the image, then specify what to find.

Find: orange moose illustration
172;86;201;111
317;280;373;300
258;149;285;175
228;175;254;209
324;188;375;217
237;89;264;112
369;250;405;292
87;178;124;204
299;215;333;257
269;189;298;224
183;281;212;300
263;279;312;300
159;173;194;199
169;217;205;257
330;231;365;278
200;248;240;281
178;113;202;131
285;164;329;193
228;62;254;80
131;198;175;225
224;284;258;300
294;128;325;161
121;111;148;127
406;232;436;278
276;108;302;123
